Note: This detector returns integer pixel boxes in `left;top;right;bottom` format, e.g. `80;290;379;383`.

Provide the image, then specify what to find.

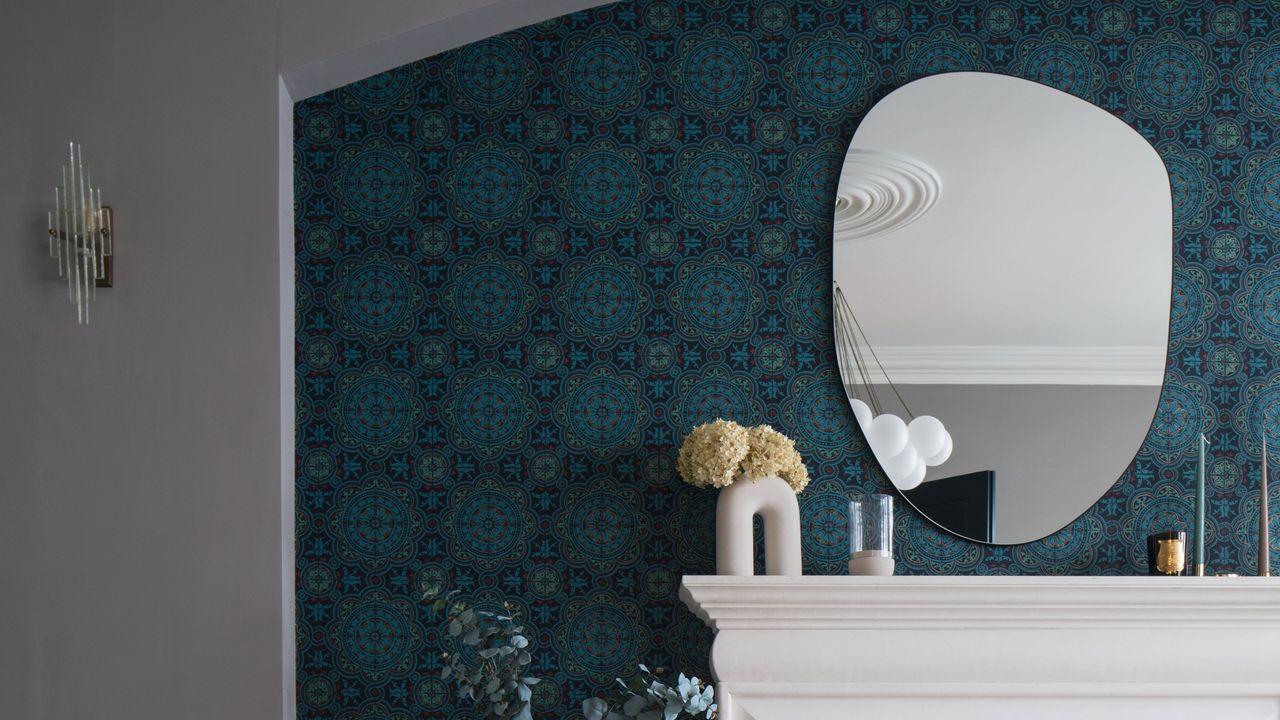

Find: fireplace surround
680;576;1280;720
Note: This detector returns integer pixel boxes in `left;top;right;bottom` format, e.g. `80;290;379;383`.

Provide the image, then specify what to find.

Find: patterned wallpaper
294;0;1280;716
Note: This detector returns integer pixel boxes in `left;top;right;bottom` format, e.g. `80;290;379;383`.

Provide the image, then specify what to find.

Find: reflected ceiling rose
832;150;941;242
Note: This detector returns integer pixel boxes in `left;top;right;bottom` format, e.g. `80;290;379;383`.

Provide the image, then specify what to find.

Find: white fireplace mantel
680;576;1280;720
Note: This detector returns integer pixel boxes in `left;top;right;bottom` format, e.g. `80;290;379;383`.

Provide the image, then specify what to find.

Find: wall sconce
47;142;113;324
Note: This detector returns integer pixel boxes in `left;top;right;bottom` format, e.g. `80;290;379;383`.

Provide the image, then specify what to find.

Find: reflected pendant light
834;283;952;490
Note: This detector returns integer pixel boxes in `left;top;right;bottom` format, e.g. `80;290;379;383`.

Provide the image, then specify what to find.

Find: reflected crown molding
832;149;941;242
857;346;1167;385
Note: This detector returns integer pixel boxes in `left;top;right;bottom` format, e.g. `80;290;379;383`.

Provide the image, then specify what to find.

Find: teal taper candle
1195;433;1206;576
1262;434;1270;577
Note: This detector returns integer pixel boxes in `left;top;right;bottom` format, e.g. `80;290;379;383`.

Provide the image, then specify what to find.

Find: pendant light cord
833;283;914;420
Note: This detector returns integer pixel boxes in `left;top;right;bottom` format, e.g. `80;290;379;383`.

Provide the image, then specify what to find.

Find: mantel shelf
680;575;1280;720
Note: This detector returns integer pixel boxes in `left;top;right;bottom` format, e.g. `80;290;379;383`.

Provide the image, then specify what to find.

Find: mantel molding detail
681;576;1280;720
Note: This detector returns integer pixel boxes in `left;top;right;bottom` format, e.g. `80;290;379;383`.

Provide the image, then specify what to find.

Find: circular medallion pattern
569;376;640;448
530;453;561;482
1135;43;1204;112
569;491;636;563
415;451;448;483
530;565;562;597
1247;45;1280;114
788;265;830;335
453;376;525;447
1213;232;1242;262
304;112;335;143
794;40;867;109
757;340;788;372
644;2;675;31
1210;346;1241;379
342;262;412;334
679;151;752;224
681;38;751;108
568;38;638;108
304;224;336;255
530;113;562;144
567;263;639;336
568;150;641;223
1099;6;1129;37
418;112;448;143
341;489;410;558
1169;270;1202;339
1247;272;1280;341
341;376;412;446
678;377;750;430
343;150;412;220
304;337;336;370
1250;383;1280;442
530;338;563;371
340;602;411;672
417;225;449;257
303;564;335;595
304;450;334;481
794;381;852;451
909;39;975;77
801;493;850;565
1165;155;1204;227
643;113;676;145
644;226;676;256
455;39;523;106
1023;43;1091;95
416;678;447;710
1148;383;1203;454
1247;158;1280;228
454;490;522;559
302;676;334;708
681;263;750;336
417;337;448;371
348;67;410;106
531;225;562;256
870;4;903;34
643;339;675;371
793;152;841;220
1211;6;1241;38
568;604;635;674
1212;118;1242;150
452;261;526;337
984;4;1015;34
454;150;526;223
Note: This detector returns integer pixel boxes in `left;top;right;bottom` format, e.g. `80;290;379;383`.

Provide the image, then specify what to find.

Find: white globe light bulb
907;415;947;459
866;413;909;458
897;457;927;491
848;398;873;428
923;431;953;466
880;443;918;479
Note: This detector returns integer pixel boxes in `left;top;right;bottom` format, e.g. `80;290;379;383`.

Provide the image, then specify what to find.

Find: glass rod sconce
47;142;113;324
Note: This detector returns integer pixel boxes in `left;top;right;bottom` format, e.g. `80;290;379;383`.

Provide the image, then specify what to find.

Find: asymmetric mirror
833;72;1171;545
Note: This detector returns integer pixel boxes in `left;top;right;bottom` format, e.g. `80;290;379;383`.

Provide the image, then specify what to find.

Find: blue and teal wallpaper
295;0;1280;716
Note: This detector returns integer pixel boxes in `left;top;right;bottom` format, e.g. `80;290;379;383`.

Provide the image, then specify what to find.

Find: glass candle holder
1146;530;1187;576
849;494;895;576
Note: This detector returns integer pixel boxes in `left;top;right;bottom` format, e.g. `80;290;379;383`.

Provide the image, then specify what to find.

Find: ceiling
833;73;1172;384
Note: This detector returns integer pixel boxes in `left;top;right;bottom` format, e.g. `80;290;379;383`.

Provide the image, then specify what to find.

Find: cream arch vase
715;476;802;576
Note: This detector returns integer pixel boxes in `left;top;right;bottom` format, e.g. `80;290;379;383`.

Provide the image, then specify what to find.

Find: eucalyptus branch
582;664;717;720
425;588;539;720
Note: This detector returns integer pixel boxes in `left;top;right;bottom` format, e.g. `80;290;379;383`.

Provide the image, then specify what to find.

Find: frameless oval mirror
833;72;1171;545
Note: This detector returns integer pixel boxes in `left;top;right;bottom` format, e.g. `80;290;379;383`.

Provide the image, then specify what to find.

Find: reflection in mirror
833;72;1171;545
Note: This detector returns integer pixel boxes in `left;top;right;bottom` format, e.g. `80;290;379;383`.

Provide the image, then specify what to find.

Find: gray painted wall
1;2;609;718
0;2;283;718
886;384;1159;544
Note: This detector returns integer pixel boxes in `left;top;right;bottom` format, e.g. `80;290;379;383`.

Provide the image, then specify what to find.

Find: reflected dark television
903;470;995;543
